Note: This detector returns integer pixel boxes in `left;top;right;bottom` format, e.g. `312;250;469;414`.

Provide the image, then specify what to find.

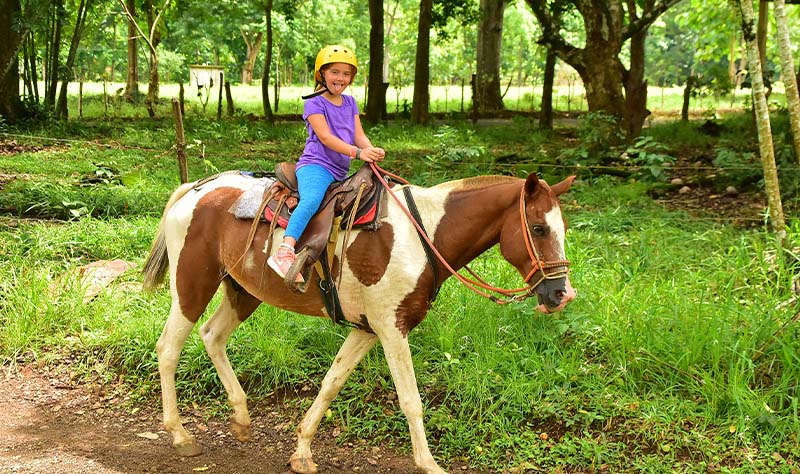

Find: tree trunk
45;0;65;111
539;49;556;130
144;0;161;118
681;75;693;122
124;0;139;102
773;0;800;163
365;0;386;123
384;0;400;86
240;29;262;85
728;34;738;89
0;0;25;122
757;0;772;98
622;0;652;139
737;0;786;240
56;0;92;120
411;0;432;125
474;0;507;113
261;0;274;123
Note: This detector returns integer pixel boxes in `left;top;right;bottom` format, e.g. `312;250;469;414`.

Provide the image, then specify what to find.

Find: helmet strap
302;83;330;100
302;71;331;100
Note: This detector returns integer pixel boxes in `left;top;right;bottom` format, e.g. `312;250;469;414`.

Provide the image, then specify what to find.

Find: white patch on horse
337;184;451;325
544;206;566;259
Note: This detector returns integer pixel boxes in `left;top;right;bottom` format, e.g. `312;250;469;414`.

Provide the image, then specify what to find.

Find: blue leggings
284;164;336;241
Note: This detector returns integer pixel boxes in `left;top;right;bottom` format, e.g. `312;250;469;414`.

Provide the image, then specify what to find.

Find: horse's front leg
289;329;377;474
373;323;448;474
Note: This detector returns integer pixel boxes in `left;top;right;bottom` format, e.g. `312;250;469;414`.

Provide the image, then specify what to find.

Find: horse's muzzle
536;275;576;314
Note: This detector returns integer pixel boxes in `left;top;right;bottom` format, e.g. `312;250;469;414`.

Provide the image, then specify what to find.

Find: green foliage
713;147;762;190
559;112;625;168
624;136;676;182
421;125;487;180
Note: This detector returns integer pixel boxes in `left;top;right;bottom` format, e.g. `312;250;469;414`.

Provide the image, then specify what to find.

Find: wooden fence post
216;72;223;120
225;81;234;116
178;82;185;117
78;79;84;118
172;98;189;184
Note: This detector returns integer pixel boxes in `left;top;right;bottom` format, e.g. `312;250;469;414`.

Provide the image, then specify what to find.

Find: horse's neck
428;179;518;271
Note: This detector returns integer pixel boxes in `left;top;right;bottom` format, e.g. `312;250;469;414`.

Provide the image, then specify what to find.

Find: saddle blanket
228;175;274;220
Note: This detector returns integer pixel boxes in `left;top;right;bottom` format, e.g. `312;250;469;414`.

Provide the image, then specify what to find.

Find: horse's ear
550;175;576;196
524;172;540;195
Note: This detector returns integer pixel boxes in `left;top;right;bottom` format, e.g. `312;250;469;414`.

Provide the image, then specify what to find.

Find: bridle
369;163;570;305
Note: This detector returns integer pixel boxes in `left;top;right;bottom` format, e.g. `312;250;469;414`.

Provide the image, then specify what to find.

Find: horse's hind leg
156;302;204;457
289;329;377;474
198;278;261;443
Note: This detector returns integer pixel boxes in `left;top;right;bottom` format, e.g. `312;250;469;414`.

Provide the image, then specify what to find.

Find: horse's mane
433;175;519;191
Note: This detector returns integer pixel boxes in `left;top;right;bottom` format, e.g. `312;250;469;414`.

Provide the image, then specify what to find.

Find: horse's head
500;173;576;313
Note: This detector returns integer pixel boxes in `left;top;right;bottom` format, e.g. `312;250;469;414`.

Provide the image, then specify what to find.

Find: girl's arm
307;113;385;162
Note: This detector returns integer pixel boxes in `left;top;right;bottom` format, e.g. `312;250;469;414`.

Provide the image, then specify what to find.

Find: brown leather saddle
263;162;383;289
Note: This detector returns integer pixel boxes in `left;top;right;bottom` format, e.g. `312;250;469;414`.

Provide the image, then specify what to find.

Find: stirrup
284;247;312;292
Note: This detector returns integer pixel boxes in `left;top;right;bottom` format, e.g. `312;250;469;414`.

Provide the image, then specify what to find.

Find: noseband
370;163;570;304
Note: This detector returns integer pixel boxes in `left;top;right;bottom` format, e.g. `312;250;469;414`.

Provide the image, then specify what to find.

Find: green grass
1;113;799;472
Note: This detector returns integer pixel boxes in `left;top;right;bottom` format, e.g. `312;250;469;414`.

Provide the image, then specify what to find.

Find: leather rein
368;163;570;305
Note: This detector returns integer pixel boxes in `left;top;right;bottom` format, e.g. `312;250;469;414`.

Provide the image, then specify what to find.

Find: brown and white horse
142;169;576;474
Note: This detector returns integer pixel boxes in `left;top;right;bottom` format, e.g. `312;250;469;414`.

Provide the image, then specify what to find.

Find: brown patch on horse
176;188;244;322
223;276;262;323
345;223;394;286
394;275;435;335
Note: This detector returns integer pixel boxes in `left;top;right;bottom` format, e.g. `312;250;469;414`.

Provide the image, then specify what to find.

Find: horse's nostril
554;289;566;300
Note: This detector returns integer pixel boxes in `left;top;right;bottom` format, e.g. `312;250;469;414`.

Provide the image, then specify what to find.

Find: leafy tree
527;0;681;138
55;0;93;120
735;0;785;239
474;0;507;113
365;0;387;123
123;0;138;101
411;0;432;124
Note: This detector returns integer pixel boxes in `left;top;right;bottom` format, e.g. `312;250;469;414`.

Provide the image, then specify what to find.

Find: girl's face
322;62;355;95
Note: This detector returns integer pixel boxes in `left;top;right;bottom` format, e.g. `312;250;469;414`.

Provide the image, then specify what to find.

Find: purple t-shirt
298;94;359;181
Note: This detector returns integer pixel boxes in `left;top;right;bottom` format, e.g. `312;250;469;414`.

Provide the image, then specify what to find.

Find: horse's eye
531;225;547;237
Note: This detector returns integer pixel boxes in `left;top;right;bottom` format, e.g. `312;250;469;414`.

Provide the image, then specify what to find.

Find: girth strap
402;187;440;302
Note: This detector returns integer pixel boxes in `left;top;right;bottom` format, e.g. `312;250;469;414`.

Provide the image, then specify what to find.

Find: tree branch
623;0;682;41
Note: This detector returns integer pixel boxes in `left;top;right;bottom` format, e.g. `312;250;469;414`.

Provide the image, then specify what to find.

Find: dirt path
0;365;468;474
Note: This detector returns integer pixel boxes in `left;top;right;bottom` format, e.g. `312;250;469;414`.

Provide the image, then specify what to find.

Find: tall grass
1;116;799;471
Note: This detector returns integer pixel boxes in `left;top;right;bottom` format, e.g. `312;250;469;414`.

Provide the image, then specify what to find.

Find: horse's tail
142;182;196;291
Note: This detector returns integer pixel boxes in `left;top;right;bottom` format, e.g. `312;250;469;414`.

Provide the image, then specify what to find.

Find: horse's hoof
288;456;318;474
230;420;251;442
174;440;203;457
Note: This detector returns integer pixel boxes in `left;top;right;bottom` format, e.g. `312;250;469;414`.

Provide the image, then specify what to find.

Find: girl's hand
359;146;385;163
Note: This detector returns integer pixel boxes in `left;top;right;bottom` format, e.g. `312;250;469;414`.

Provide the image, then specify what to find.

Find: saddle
263;162;383;289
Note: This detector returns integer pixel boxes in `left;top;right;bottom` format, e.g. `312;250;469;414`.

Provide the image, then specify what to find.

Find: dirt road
0;365;456;474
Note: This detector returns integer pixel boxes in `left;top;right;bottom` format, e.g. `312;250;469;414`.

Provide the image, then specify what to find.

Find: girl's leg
285;164;335;240
268;164;334;280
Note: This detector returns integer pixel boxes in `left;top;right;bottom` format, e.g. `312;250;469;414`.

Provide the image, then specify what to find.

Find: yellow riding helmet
314;45;358;83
